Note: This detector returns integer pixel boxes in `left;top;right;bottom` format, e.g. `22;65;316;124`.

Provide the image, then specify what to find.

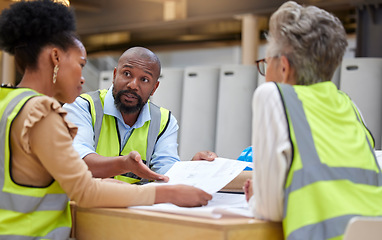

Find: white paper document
159;157;250;194
131;192;253;219
130;158;252;219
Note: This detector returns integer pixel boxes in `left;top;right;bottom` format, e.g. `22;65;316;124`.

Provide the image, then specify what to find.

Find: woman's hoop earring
53;65;59;84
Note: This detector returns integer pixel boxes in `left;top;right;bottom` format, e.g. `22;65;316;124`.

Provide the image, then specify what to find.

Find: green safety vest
277;82;382;240
80;89;171;184
0;86;71;239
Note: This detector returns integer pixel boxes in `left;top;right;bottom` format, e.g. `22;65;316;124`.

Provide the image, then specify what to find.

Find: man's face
112;54;160;114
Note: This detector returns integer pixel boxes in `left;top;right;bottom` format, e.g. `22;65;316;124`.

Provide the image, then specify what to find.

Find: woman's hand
155;185;212;207
243;179;253;202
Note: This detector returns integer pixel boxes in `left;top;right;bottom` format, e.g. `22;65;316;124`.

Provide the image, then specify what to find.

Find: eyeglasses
255;58;267;76
255;56;280;77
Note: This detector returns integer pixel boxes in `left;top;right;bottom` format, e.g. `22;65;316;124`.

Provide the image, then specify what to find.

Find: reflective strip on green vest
1;227;72;240
87;90;104;149
278;83;382;240
81;90;170;184
0;88;71;239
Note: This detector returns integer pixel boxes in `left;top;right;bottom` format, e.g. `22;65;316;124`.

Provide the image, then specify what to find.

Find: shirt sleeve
250;82;292;221
150;114;180;174
25;97;156;208
62;97;97;158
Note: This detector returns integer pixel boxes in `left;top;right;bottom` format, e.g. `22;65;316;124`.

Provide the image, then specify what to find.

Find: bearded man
64;47;216;184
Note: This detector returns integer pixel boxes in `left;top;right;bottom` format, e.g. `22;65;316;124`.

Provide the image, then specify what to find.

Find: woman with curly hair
0;1;211;239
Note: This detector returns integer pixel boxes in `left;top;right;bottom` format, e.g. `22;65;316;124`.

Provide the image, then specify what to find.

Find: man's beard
114;89;145;114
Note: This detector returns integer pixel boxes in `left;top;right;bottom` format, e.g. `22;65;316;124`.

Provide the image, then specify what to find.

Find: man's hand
243;179;253;202
123;151;169;182
191;151;217;161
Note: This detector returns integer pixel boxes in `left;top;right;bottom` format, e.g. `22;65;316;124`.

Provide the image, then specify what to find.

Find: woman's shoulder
22;95;65;120
253;82;280;101
26;94;61;107
20;96;77;139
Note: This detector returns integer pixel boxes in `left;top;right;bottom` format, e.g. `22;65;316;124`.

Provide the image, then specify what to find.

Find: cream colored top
10;95;156;208
248;83;291;221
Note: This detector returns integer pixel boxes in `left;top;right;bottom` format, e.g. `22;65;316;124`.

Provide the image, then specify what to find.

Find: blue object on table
237;146;253;171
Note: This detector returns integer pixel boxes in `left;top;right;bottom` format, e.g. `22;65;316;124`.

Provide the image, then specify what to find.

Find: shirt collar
104;85;151;128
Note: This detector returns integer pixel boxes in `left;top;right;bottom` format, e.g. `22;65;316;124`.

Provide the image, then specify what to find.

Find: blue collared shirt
63;86;180;174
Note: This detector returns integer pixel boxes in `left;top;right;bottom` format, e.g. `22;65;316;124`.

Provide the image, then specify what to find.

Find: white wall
157;45;242;68
153;36;382;157
87;36;380;159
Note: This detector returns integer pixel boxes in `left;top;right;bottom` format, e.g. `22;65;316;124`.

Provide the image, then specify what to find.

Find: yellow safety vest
277;82;382;240
0;86;71;239
80;89;170;183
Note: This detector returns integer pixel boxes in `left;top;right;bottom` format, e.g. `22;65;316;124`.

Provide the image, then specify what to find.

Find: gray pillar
356;4;382;57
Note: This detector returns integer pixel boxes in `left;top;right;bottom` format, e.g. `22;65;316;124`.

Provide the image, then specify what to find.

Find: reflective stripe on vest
0;88;71;239
88;90;104;149
0;227;71;240
86;90;163;165
82;90;169;183
278;83;382;240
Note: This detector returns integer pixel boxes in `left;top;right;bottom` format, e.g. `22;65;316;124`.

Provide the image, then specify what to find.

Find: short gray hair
266;1;348;85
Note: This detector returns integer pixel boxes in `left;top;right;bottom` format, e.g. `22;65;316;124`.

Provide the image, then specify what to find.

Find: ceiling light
12;0;70;7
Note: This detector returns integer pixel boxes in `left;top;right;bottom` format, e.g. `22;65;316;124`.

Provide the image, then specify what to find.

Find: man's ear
112;67;117;84
150;81;160;96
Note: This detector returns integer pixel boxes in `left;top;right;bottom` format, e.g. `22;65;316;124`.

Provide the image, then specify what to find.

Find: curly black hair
0;0;79;73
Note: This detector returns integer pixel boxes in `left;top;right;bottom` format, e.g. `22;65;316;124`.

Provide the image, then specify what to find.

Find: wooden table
71;171;283;240
222;170;252;193
72;205;283;240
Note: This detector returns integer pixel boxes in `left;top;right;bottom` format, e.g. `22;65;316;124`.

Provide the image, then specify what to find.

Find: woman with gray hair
266;1;348;85
244;1;382;239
